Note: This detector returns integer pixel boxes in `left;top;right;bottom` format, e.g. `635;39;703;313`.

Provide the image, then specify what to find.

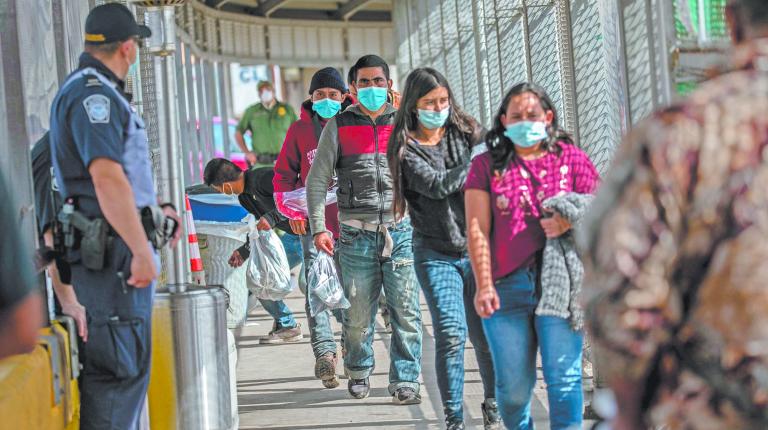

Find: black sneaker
446;417;465;430
392;387;421;405
348;378;370;399
482;398;502;429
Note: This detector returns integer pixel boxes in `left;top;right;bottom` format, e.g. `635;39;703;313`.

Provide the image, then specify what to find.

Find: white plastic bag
246;230;293;300
307;252;350;317
282;186;338;216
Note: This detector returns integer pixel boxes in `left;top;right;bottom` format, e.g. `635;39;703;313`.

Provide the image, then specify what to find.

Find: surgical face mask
128;61;139;78
312;98;342;119
127;49;139;78
260;90;274;104
357;87;388;112
503;121;549;148
222;183;238;201
417;107;450;130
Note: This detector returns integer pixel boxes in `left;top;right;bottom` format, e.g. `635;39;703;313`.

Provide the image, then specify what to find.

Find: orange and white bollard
185;195;206;285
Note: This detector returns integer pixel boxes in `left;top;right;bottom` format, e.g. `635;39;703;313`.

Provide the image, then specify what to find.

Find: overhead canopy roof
202;0;393;21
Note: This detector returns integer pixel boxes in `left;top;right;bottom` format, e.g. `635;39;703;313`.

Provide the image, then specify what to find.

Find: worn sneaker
482;398;502;429
446;417;465;430
348;378;370;399
392;387;421;405
315;352;339;389
259;323;303;344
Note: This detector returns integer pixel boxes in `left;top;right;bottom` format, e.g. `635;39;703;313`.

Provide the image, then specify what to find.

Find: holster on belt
57;203;178;272
58;203;110;271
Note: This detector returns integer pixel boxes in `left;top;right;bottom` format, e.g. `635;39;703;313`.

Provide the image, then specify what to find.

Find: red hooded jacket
273;100;340;238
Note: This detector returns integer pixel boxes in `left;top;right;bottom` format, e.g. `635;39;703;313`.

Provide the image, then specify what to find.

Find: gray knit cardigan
536;192;594;330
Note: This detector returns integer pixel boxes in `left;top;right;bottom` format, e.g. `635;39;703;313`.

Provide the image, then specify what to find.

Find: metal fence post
175;40;193;186
217;61;231;159
470;0;490;126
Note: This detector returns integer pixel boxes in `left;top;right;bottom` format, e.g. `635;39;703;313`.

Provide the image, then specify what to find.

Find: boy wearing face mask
203;160;304;344
306;55;423;405
273;67;346;388
235;80;297;166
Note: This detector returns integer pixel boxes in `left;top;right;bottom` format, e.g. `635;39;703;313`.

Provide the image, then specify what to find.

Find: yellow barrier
147;302;178;429
52;321;81;429
0;322;79;430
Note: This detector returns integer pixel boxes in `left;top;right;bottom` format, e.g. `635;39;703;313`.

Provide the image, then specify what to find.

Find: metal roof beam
259;0;290;17
334;0;375;20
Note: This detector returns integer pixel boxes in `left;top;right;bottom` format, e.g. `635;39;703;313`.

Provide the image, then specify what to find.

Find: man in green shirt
235;80;297;166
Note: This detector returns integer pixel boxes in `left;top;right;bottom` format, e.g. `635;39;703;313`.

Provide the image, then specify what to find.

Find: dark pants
413;237;496;422
73;239;156;430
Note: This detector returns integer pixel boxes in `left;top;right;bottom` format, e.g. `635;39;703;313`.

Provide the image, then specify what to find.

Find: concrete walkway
236;289;594;429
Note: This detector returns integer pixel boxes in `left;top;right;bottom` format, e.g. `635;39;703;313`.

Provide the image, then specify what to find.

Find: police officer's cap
85;3;151;44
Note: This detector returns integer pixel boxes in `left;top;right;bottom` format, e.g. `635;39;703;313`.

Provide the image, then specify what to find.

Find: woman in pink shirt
464;83;599;429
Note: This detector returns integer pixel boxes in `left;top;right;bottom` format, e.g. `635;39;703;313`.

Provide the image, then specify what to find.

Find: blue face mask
357;87;388;112
503;121;549;148
417;107;450;130
128;61;138;77
312;98;342;119
128;50;139;77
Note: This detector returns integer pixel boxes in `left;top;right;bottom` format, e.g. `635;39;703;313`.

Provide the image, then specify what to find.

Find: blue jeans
257;233;303;330
413;238;495;422
259;298;297;329
300;233;343;358
338;219;422;394
482;267;583;430
280;232;304;269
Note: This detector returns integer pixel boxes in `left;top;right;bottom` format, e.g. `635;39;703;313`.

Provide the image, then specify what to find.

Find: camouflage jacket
581;38;768;429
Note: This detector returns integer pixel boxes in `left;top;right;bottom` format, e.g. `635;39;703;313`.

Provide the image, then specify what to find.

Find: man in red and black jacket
273;67;347;389
306;55;423;404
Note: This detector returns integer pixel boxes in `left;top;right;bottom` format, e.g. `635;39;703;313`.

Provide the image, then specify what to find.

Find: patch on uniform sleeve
83;94;111;124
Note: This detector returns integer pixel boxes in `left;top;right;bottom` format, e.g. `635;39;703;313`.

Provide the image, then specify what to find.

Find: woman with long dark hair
464;83;599;429
388;68;500;430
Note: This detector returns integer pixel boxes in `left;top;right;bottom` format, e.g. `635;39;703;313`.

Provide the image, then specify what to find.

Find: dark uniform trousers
74;238;155;430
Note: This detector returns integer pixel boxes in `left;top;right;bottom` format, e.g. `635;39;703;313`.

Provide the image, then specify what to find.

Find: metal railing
175;1;395;67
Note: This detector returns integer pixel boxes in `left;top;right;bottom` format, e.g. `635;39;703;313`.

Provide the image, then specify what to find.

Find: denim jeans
299;233;343;358
482;267;583;430
338;219;422;394
413;237;496;422
259;298;297;329
280;232;304;269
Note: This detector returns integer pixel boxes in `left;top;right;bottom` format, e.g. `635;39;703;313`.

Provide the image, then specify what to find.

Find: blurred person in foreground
0;173;43;360
581;1;768;428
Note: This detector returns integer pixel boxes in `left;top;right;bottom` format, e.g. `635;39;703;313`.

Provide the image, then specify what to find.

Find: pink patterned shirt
465;142;599;281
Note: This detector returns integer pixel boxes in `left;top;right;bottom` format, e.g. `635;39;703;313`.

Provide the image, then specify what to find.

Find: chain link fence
393;0;730;173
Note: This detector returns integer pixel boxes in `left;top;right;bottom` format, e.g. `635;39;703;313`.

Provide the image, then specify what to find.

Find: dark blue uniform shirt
50;53;155;217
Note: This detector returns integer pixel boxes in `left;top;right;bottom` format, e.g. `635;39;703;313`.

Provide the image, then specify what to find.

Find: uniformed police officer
49;4;181;429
